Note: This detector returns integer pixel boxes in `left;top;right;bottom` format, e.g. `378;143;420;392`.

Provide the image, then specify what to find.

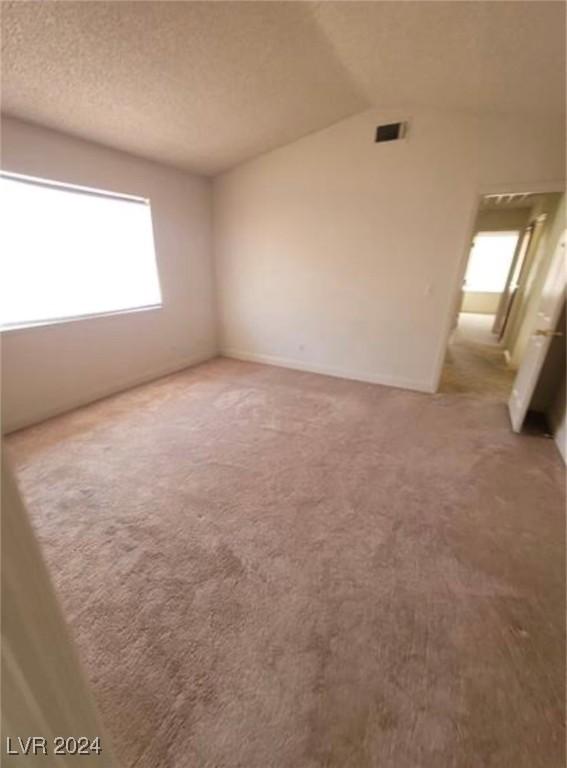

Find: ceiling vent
375;122;407;143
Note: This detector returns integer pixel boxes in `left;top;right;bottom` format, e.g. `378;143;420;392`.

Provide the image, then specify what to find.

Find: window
464;231;520;293
0;172;162;329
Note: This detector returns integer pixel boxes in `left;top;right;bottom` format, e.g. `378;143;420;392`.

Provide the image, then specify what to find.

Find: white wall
1;118;217;432
461;292;500;314
214;108;564;392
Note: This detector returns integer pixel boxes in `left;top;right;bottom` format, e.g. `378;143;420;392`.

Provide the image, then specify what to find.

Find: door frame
430;179;565;393
492;222;535;339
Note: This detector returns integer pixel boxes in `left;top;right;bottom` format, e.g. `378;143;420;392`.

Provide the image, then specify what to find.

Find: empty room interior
1;2;565;767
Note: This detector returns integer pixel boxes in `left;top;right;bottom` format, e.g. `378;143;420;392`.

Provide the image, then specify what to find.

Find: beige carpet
5;358;565;768
440;313;515;400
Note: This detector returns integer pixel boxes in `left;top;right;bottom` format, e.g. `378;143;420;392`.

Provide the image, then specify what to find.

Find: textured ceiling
1;1;565;175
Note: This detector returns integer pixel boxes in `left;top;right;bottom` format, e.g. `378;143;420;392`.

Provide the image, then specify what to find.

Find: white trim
430;192;480;393
3;351;217;434
502;349;518;372
0;169;149;204
554;422;566;464
0;303;163;334
221;349;434;394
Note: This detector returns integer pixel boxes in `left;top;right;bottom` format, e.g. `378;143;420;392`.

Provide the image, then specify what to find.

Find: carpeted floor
5;357;565;768
440;313;515;400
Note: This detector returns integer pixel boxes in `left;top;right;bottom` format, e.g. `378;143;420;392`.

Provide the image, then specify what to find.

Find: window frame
465;229;521;294
0;171;163;333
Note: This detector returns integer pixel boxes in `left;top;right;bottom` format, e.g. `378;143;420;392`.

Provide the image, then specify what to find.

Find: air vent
375;122;407;143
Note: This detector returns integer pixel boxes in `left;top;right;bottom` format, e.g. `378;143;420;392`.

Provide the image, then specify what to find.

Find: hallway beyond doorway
440;312;515;400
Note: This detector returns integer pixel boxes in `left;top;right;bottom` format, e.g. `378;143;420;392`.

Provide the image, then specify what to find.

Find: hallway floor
440;312;515;400
6;357;565;768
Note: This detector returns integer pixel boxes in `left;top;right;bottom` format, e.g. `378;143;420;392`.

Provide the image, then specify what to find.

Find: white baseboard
503;349;516;369
3;351;217;434
222;349;434;394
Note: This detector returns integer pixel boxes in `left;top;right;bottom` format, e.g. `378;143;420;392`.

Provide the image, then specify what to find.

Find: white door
509;230;566;432
2;456;117;766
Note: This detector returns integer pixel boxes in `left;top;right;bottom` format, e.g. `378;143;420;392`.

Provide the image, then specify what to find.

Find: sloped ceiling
1;1;565;175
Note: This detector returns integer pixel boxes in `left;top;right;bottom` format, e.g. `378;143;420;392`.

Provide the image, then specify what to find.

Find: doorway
439;190;563;403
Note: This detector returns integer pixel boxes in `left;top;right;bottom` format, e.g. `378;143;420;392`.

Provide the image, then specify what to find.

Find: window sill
0;304;163;334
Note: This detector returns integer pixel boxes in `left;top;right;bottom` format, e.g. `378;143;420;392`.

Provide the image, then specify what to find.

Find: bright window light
0;173;162;329
464;231;520;293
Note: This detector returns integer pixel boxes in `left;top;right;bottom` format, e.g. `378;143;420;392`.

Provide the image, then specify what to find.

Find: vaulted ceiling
1;1;565;175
